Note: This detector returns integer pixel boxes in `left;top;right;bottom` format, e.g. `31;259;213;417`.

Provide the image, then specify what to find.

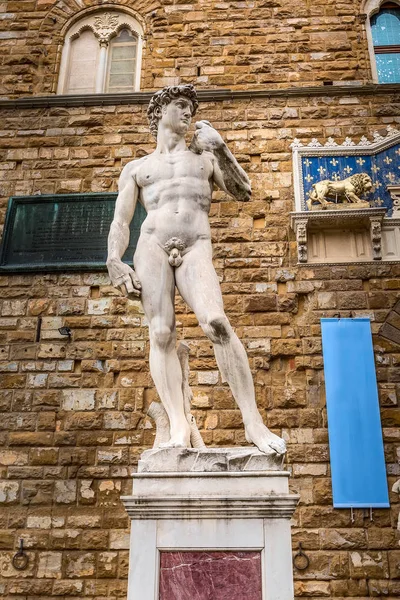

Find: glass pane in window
376;52;400;82
106;30;137;92
371;7;400;46
109;73;135;87
111;45;136;61
66;30;99;94
110;61;135;75
117;28;133;42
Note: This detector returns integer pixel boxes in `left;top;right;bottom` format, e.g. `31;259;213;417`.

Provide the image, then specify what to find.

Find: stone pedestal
122;447;299;600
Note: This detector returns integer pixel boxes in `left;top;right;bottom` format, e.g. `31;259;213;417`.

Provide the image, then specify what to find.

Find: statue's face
160;97;193;135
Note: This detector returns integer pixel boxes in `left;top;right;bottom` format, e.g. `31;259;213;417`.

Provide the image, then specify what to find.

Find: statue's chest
137;154;209;188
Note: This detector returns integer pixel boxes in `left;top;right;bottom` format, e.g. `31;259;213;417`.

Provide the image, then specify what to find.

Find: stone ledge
138;446;285;473
290;208;388;264
1;83;399;109
121;495;299;520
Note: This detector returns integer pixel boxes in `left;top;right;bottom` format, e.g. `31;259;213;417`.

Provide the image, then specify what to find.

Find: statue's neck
156;126;187;154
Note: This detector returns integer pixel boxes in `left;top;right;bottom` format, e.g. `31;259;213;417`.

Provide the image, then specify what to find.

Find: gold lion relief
307;173;373;211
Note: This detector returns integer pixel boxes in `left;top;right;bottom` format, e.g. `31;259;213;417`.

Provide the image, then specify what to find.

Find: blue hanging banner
321;318;389;508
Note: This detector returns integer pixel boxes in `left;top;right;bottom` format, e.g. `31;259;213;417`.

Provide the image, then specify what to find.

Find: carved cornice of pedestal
290;208;387;264
121;494;300;520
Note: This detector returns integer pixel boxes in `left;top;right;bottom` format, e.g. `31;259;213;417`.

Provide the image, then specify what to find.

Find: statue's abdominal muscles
137;153;213;248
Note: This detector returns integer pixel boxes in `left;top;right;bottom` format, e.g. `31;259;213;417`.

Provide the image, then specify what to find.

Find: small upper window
370;3;400;83
57;11;143;95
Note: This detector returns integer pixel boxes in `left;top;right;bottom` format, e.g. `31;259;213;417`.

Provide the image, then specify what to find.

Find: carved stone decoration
387;186;400;218
289;138;303;149
307;138;322;147
373;131;385;143
290;128;400;213
294;218;308;263
342;137;356;147
325;137;338;147
386;124;399;137
290;208;386;265
93;12;120;43
370;216;382;260
307;173;373;211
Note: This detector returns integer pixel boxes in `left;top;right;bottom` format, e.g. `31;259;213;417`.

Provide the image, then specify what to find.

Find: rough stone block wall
0;94;399;598
0;0;371;96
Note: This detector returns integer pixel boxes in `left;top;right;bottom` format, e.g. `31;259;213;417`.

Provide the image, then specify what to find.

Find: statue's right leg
134;237;190;448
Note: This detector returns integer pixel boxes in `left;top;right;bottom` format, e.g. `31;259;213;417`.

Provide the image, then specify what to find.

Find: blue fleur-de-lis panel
301;143;400;213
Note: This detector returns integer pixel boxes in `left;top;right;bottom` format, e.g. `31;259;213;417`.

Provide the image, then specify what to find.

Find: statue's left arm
190;120;251;202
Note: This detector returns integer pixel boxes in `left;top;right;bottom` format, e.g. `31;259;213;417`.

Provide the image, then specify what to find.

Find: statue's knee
202;315;231;344
150;324;175;349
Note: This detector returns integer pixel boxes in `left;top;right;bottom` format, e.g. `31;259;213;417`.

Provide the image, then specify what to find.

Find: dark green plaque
0;193;147;272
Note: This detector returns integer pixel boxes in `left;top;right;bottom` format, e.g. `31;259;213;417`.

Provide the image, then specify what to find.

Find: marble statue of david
107;85;286;456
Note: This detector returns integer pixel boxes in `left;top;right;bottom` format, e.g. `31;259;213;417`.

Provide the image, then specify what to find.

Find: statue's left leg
175;242;286;456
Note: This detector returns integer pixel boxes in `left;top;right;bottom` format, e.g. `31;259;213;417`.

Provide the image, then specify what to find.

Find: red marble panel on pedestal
159;550;262;600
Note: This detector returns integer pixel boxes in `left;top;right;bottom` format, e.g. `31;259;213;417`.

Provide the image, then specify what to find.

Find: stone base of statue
121;447;299;600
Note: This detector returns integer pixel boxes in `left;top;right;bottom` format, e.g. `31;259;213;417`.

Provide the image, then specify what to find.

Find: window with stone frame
369;2;400;83
57;11;143;95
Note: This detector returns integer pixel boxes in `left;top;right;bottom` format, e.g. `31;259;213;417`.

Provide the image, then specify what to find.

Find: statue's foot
244;420;286;456
159;439;188;449
159;424;191;449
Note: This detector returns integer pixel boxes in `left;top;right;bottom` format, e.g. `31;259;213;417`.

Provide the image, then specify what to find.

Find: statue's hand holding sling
189;120;225;154
190;120;252;203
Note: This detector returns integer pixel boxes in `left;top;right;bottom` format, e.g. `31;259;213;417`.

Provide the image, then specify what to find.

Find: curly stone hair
349;173;373;195
147;84;199;138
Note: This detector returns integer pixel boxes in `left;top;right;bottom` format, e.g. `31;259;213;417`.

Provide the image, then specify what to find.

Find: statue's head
147;84;199;139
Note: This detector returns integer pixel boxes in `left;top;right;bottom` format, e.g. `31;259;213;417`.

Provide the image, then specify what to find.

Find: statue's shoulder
119;155;152;182
123;154;151;173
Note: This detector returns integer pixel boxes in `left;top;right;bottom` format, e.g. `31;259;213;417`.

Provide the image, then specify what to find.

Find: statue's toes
269;439;286;455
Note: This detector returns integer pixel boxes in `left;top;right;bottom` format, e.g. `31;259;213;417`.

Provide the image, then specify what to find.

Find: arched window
57;11;143;95
365;1;400;83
